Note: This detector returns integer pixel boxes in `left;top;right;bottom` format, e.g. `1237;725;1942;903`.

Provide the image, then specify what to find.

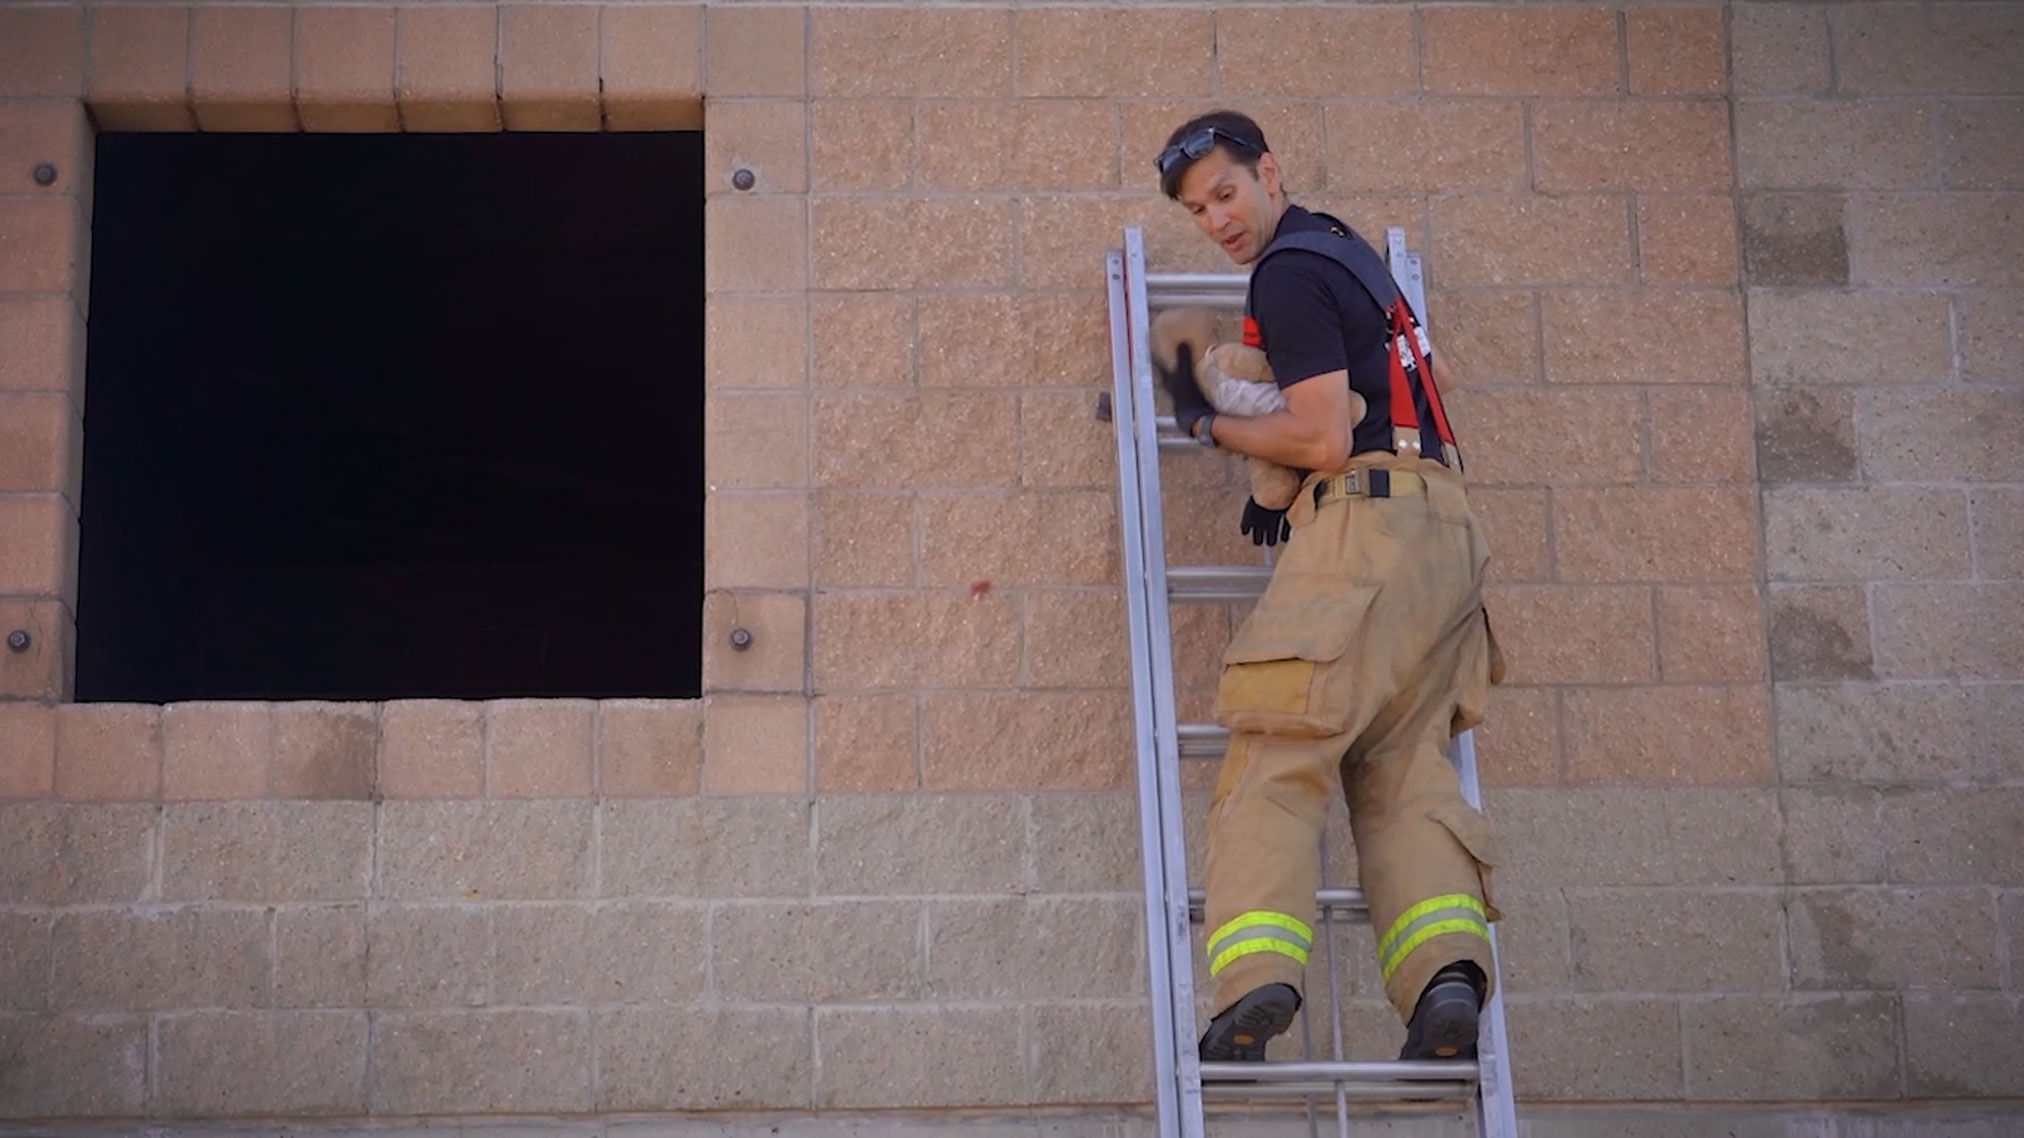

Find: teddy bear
1149;306;1303;513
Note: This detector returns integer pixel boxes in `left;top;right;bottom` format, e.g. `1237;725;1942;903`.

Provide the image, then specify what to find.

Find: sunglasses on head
1155;126;1262;177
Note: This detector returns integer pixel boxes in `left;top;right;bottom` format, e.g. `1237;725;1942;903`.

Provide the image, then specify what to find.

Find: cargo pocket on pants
1426;801;1501;923
1212;575;1379;739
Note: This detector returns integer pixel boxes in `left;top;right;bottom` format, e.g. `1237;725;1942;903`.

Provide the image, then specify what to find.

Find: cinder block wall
0;0;2017;1128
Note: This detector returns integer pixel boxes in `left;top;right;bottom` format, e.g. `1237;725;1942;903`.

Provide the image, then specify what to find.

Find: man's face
1174;147;1283;266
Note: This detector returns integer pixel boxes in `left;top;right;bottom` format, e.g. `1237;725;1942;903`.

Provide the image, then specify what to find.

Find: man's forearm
1203;409;1349;473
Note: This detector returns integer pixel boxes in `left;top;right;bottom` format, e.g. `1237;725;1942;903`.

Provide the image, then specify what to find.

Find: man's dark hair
1158;110;1270;199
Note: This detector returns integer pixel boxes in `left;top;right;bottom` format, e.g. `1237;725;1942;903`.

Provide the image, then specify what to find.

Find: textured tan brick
274;905;366;1007
270;702;375;800
0;599;70;701
1469;488;1551;583
1476;685;1561;785
704;100;806;196
1424;290;1539;387
1014;8;1210;98
1739;100;1939;190
51;908;267;1011
1023;591;1128;689
917;101;1116;192
1534;102;1732;192
486;699;593;798
718;900;923;1004
815;1005;1023;1108
1507;998;1680;1101
396;6;501;132
1638;195;1740;286
1792;888;1999;990
811;293;911;386
1657;585;1765;684
1028;1003;1153;1105
1837;4;2024;96
1028;793;1134;892
1907;995;2024;1097
600;798;807;898
162;703;270;800
597;699;701;798
707;391;809;489
1120;100;1324;196
816;794;1024;895
1019;193;1220;288
158;1010;368;1116
0;392;76;495
0;495;74;602
1652;387;1754;484
0;197;85;295
54;703;159;802
598;1006;810;1110
1423;7;1620;96
498;5;598;131
1959;287;2024;384
0;100;90;200
191;7;297;131
1543;290;1746;385
1556;487;1759;583
812;198;1013;291
1971;488;2024;578
1021;391;1117;491
1851;192;2024;288
0;909;52;1009
1565;685;1772;785
918;492;1115;588
703;5;800;99
814;693;916;793
706;492;808;590
0;7;84;97
0;297;82;397
1943;99;2024;189
1569;890;1784;991
916;292;1106;390
810;490;911;588
702;693;806;795
1323;101;1526;193
1492;787;1766;888
1748;289;1953;386
1778;684;1973;785
813;9;1009;98
1883;788;2024;885
0;1014;146;1116
1627;6;1726;95
1756;387;1857;484
1433;195;1632;286
0;701;55;800
383;801;593;900
1442;387;1644;486
599;5;703;128
810;101;913;193
1978;686;2024;781
296;7;400;132
1782;786;1885;884
380;904;493;1004
705;195;806;293
921;691;1130;792
86;5;194;130
1217;9;1414;97
815;392;1018;490
1874;583;2024;681
373;1010;590;1114
812;590;1021;691
1684;995;1901;1101
1862;387;2024;483
703;590;805;694
1482;585;1655;686
1766;487;1971;582
377;700;483;799
926;897;1138;1002
1740;192;1849;286
0;803;154;904
1731;4;1831;96
1770;585;1874;682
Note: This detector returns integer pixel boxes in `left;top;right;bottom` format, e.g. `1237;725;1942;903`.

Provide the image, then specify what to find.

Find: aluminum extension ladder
1102;224;1518;1138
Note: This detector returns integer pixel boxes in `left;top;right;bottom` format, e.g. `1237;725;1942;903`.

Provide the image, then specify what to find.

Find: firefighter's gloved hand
1241;497;1291;547
1157;342;1214;440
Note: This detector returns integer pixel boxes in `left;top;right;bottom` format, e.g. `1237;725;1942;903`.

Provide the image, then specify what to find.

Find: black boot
1198;983;1301;1063
1398;963;1484;1062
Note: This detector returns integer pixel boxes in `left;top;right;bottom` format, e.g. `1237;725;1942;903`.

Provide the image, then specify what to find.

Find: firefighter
1150;110;1508;1066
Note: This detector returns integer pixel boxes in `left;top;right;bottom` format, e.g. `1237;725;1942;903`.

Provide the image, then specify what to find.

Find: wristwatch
1193;412;1217;447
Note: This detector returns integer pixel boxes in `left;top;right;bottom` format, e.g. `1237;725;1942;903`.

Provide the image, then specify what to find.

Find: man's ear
1257;151;1282;198
1150;306;1219;375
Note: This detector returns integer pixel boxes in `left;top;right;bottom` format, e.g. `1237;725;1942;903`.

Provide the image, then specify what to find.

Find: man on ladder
1149;111;1509;1070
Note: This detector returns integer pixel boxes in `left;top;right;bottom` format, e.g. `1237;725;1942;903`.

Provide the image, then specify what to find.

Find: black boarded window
76;132;704;703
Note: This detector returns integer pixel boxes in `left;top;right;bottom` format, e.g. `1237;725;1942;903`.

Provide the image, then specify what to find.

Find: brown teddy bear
1149;306;1303;512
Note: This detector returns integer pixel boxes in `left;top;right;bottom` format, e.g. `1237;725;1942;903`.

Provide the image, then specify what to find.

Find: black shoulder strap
1251;226;1407;324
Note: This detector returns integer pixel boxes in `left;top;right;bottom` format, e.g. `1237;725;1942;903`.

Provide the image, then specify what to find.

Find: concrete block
1027;1002;1154;1105
1683;994;1900;1101
717;900;923;1004
1664;790;1787;886
925;897;1140;1001
1563;685;1772;785
269;702;374;800
156;1010;368;1115
160;702;269;800
1533;102;1732;192
1958;289;2024;383
295;6;400;133
813;693;918;793
394;5;500;132
1484;888;1572;993
706;493;810;592
0;803;152;904
1904;994;2024;1097
1732;3;1831;95
1430;194;1634;287
0;700;54;799
0;1013;146;1117
1776;684;1976;784
86;5;196;130
1770;586;1874;682
53;703;159;802
366;905;490;1007
1490;789;1673;888
1029;792;1138;893
1756;387;1858;484
1651;387;1755;484
1478;584;1654;685
1850;192;2024;289
599;699;703;798
812;8;1009;98
0;912;51;1010
1553;487;1759;583
1655;585;1765;685
1740;193;1848;286
378;700;483;798
1790;888;2001;991
0;598;70;702
814;1005;1025;1108
1749;290;1954;387
0;7;84;97
1421;6;1620;96
603;5;706;126
1971;489;2024;580
162;801;372;902
190;6;297;131
50;908;267;1011
921;690;1132;792
499;4;599;132
1882;789;2024;885
1768;487;1970;582
586;903;709;1005
601;798;810;899
1977;685;2024;780
702;5;799;99
1835;4;2024;95
596;1006;811;1110
1627;6;1725;96
1739;99;1940;190
1637;195;1740;286
1568;889;1785;993
701;692;809;794
380;801;594;901
487;698;594;798
816;794;1025;895
812;392;1020;491
1505;997;1682;1101
1861;388;2024;485
372;1009;592;1114
1874;584;2024;681
1782;786;1889;885
273;905;366;1008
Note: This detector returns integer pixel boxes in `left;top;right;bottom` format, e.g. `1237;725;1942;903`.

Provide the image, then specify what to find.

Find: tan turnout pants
1201;451;1506;1023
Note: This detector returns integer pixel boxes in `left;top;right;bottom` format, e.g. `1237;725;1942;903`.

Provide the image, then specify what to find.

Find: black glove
1156;343;1214;440
1240;497;1291;547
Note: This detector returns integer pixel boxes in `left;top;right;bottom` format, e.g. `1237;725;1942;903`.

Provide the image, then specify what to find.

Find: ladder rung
1199;1059;1479;1089
1202;1082;1475;1104
1146;272;1249;311
1187;887;1369;917
1166;565;1271;601
1176;722;1227;759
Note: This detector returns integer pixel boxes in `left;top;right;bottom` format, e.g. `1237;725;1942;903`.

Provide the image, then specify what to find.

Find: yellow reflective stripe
1379;919;1491;985
1208;910;1313;951
1209;937;1311;977
1376;894;1485;963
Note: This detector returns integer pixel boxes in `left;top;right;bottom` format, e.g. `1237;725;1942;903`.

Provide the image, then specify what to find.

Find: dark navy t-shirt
1245;205;1400;461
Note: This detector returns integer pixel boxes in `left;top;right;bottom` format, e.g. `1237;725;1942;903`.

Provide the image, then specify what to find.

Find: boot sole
1200;985;1300;1064
1400;986;1479;1062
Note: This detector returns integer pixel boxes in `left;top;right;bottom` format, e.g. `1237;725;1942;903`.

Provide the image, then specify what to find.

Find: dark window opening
76;131;704;703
